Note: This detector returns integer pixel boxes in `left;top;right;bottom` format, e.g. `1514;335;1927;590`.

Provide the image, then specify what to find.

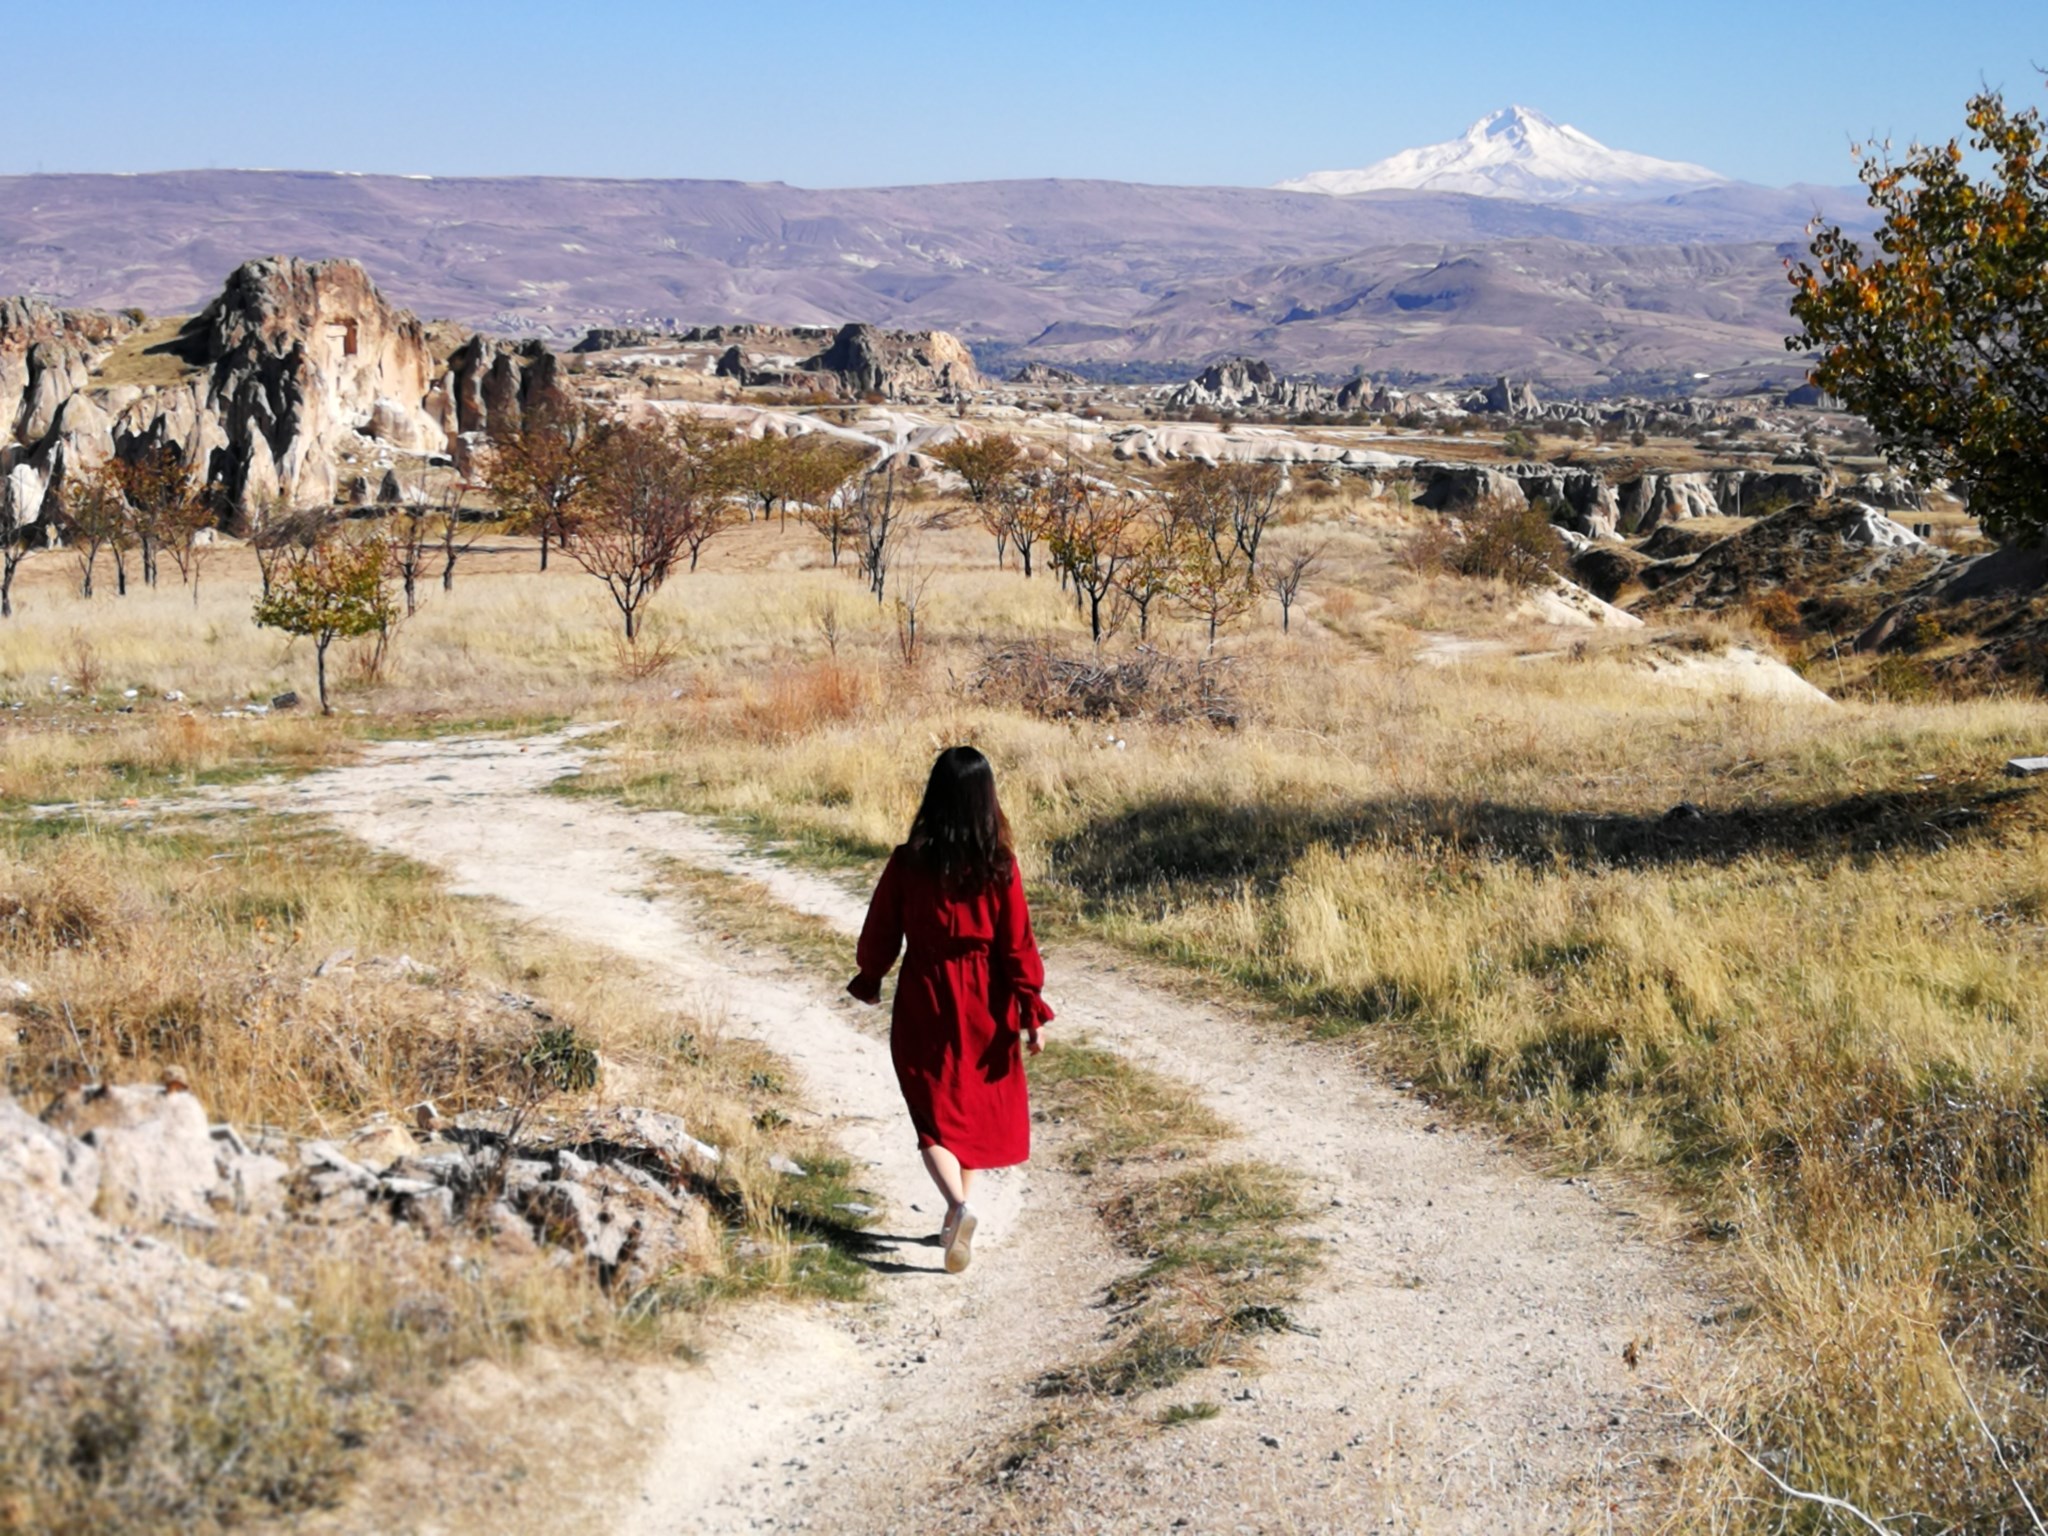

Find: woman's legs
921;1145;980;1273
921;1144;967;1213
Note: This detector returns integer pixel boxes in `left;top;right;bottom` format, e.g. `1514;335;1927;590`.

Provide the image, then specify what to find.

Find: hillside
0;170;1872;386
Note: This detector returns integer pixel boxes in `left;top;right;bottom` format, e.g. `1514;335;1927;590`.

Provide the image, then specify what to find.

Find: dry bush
0;1321;371;1536
1404;496;1559;587
970;641;1239;727
736;658;879;742
1748;589;1803;638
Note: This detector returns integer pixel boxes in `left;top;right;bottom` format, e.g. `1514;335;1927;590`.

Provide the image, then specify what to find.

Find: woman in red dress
848;746;1053;1274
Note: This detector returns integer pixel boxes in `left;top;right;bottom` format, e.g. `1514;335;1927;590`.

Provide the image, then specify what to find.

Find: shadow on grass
1050;780;2030;900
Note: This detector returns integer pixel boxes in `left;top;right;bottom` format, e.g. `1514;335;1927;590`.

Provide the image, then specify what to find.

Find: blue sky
3;0;2040;187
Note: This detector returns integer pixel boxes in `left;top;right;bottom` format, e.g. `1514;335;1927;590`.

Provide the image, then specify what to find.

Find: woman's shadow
851;1227;948;1276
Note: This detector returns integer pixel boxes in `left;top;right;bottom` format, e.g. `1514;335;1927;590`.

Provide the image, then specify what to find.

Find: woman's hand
846;974;882;1006
1024;1027;1043;1056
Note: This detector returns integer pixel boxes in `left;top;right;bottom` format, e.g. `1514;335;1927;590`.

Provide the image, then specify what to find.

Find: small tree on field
1215;461;1285;582
1165;463;1257;644
1268;544;1323;632
1788;84;2048;542
389;497;435;616
56;465;132;598
250;500;328;598
253;536;394;713
1113;493;1187;641
1001;476;1049;577
158;490;221;600
569;418;708;641
484;402;606;570
434;482;485;591
792;439;874;565
1;515;36;619
847;464;909;603
111;445;207;590
932;433;1025;564
728;432;837;527
1175;535;1258;647
1045;470;1141;646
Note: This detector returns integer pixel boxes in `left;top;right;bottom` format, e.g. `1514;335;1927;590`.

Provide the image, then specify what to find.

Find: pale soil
265;730;1723;1534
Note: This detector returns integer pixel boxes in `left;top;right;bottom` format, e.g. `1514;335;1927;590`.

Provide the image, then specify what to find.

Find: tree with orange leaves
1787;85;2048;541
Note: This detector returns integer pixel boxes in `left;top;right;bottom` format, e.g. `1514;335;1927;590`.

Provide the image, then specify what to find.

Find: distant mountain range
1277;106;1730;202
0;113;1876;392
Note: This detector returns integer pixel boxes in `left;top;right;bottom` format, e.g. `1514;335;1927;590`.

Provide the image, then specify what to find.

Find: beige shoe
945;1206;977;1274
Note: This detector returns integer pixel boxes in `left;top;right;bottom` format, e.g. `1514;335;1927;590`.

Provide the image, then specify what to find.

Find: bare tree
1268;544;1323;632
848;464;908;604
1;518;36;619
250;500;327;599
891;550;936;666
1222;462;1285;580
388;497;435;616
434;481;485;591
568;418;709;641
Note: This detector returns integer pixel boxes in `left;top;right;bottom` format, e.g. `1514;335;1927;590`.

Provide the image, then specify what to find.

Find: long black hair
906;746;1014;891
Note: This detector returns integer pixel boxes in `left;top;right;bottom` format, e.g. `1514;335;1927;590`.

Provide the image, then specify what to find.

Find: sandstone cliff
0;257;555;532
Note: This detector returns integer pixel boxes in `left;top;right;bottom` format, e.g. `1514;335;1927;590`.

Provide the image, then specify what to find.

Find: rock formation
1477;376;1542;417
3;1073;725;1361
1411;459;1836;539
1009;361;1086;387
1165;357;1344;416
0;257;567;532
797;323;979;399
614;320;983;400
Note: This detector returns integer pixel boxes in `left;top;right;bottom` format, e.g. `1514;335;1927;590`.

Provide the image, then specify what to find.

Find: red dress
849;847;1053;1170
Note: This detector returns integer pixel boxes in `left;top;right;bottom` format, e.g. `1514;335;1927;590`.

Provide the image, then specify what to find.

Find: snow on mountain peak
1276;107;1730;203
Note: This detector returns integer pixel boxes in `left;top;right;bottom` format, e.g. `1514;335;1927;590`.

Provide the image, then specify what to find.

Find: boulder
3;461;45;530
43;1082;220;1225
1839;504;1925;549
1;1092;247;1357
1480;376;1541;417
1617;471;1721;533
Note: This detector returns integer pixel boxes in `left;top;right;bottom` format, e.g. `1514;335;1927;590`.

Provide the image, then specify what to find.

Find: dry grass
85;315;204;390
6;494;2048;1525
550;518;2048;1528
0;732;875;1528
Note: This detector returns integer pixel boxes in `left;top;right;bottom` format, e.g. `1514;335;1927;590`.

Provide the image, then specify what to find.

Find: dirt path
274;730;1716;1533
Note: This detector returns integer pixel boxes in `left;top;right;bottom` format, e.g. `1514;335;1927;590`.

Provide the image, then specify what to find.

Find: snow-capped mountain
1277;105;1730;202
